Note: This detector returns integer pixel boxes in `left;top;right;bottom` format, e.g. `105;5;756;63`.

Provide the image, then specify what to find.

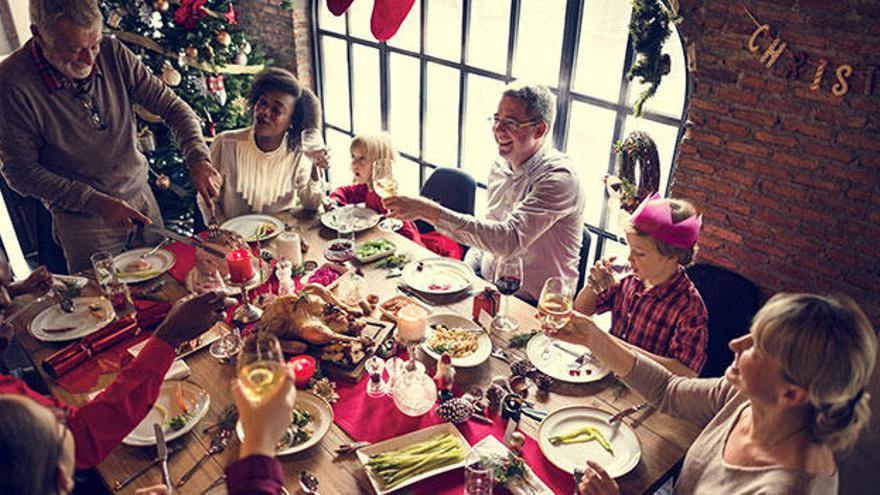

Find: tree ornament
231;95;249;116
155;174;171;190
224;3;238;25
240;40;252;55
161;63;181;86
433;352;456;402
206;74;227;106
184;46;199;59
233;52;248;65
138;127;157;153
153;0;170;12
107;9;124;29
201;44;215;61
174;0;207;29
215;30;232;47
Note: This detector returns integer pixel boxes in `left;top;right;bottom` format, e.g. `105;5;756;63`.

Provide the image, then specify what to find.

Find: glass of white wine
301;128;326;161
237;332;288;403
537;277;573;359
372;158;403;231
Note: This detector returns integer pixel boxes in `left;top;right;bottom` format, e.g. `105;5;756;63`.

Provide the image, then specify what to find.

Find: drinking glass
464;449;495;495
236;332;288;403
300;128;326;161
90;251;116;293
491;256;523;333
586;261;633;295
537;277;573;359
372;158;403;232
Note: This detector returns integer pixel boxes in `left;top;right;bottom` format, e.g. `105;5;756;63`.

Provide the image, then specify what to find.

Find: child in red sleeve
570;194;708;377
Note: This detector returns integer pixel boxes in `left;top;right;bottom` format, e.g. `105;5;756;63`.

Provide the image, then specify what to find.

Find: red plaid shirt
596;267;708;373
30;39;100;90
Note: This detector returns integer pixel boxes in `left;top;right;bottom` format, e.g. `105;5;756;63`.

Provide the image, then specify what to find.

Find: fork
141;237;170;259
176;430;230;487
491;346;512;364
573;467;585;493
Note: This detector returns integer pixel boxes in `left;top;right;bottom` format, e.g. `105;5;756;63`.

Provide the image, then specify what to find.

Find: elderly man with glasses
0;0;222;273
384;82;585;302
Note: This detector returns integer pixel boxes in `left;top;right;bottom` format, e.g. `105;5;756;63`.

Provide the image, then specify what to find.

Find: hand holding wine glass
237;332;287;404
301;128;328;166
372;158;403;231
232;359;296;459
537;277;573;358
491;256;523;333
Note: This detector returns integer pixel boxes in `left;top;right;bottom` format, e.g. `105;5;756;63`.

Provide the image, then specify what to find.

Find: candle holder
395;333;426;374
232;275;263;325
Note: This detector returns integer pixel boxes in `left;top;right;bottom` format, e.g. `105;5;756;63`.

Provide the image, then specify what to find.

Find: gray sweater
624;355;838;494
0;37;209;214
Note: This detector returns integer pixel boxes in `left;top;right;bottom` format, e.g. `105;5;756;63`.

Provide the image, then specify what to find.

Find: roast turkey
253;284;368;345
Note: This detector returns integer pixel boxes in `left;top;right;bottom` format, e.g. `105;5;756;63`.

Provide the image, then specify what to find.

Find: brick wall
675;2;878;492
235;0;298;73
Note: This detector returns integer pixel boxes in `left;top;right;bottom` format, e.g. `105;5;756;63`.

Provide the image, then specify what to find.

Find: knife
113;444;183;491
154;423;172;494
144;225;228;259
552;342;594;365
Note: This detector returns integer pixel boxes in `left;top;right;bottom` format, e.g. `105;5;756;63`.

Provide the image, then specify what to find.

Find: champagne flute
537;277;573;359
237;332;288;403
491;256;523;333
372;158;403;231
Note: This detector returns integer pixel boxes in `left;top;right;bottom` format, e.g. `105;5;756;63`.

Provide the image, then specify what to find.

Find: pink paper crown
630;193;702;250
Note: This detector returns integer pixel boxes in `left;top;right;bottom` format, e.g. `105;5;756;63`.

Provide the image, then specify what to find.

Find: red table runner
332;371;575;494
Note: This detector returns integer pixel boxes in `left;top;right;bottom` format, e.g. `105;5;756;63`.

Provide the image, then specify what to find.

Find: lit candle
396;304;428;342
226;249;254;283
276;231;302;266
288;354;316;388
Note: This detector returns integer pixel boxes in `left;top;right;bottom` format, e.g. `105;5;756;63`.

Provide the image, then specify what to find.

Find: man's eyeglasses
72;85;107;131
489;115;541;132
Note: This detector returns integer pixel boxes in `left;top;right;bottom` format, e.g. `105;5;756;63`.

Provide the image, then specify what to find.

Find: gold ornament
231;95;249;115
155;174;171;190
152;0;170;12
240;40;252;55
184;46;199;59
215;31;232;47
161;64;181;86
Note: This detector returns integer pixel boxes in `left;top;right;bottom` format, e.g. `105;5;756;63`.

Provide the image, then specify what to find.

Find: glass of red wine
491;256;523;333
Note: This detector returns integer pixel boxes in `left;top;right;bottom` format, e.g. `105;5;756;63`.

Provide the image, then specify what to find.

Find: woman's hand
547;311;601;348
577;461;619;495
309;149;331;181
232;364;297;459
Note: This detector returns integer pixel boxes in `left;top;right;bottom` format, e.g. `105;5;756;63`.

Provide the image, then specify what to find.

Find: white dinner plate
113;248;176;284
220;214;285;242
123;380;211;446
526;334;611;384
29;296;116;342
422;313;491;368
538;405;641;478
320;206;381;233
236;391;333;456
401;257;474;295
357;423;469;495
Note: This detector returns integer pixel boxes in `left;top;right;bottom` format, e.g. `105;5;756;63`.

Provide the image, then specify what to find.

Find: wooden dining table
11;209;700;494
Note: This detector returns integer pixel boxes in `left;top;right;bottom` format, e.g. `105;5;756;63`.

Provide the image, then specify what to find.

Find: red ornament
224;3;238;25
288;354;317;388
174;0;207;29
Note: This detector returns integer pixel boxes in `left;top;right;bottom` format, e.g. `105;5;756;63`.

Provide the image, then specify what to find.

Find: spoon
299;470;320;494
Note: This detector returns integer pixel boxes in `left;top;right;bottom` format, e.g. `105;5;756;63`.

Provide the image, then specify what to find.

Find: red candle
226;249;254;283
288;354;317;388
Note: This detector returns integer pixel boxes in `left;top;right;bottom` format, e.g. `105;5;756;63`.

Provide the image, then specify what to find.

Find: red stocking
371;0;417;41
327;0;355;16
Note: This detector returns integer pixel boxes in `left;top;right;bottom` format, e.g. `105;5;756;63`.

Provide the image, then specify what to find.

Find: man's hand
233;364;296;459
153;290;236;348
189;160;223;213
382;195;441;223
577;461;619;495
8;266;52;298
94;196;152;229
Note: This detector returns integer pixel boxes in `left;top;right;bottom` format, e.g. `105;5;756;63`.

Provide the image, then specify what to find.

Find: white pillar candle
276;231;302;265
397;304;428;341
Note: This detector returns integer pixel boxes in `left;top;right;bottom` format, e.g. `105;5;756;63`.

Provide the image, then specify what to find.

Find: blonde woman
547;293;875;494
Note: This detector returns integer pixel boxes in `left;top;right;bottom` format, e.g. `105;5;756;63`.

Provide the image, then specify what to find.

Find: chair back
416;168;476;234
686;263;762;377
575;229;593;294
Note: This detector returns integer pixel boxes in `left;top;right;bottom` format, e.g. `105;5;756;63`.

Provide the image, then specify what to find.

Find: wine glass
586;260;633;295
237;332;288;404
372;158;403;232
491;256;523;333
537;277;573;359
301;128;326;161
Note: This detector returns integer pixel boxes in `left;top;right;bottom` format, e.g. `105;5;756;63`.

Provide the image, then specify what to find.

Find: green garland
627;0;681;117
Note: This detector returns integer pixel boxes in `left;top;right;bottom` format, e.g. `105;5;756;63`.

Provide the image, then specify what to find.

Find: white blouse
197;127;324;223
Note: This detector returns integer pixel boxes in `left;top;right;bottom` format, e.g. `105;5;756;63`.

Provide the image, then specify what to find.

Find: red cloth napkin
332;370;574;493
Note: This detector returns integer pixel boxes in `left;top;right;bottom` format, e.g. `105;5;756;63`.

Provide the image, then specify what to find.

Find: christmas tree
99;0;269;232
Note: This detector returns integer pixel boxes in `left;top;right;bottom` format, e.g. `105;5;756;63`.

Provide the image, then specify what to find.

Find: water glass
464;450;495;495
90;251;116;292
587;261;633;295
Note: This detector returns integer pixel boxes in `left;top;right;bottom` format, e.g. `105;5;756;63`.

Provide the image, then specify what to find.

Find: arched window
311;0;688;261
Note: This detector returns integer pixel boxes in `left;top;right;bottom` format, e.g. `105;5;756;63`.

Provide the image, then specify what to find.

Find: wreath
627;0;681;116
608;131;661;213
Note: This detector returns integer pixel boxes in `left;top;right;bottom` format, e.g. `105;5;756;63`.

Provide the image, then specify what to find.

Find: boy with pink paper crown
570;194;708;376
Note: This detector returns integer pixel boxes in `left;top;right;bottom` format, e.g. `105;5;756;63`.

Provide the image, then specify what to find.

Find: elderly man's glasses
489;115;541;132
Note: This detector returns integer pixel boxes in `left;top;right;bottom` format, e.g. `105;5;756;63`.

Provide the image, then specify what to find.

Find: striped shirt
596;267;708;373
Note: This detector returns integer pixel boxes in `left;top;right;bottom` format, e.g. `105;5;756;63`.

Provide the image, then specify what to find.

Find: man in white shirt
384;83;585;301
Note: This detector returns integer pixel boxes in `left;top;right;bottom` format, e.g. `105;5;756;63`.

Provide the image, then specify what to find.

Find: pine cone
530;371;554;392
510;358;535;377
436;397;473;423
486;383;506;408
